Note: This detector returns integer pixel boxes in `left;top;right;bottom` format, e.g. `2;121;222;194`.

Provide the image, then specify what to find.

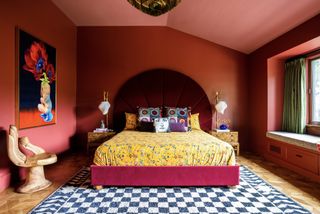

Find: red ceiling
52;0;320;53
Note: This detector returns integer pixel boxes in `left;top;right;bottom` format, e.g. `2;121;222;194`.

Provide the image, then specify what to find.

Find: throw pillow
138;107;161;122
169;122;187;132
165;107;178;123
137;121;154;132
191;113;201;130
154;117;170;133
124;112;138;130
164;106;191;130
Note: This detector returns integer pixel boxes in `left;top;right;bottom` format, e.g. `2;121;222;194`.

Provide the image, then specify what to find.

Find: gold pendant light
127;0;181;16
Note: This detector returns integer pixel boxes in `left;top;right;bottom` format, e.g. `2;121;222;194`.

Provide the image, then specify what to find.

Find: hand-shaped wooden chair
7;125;57;193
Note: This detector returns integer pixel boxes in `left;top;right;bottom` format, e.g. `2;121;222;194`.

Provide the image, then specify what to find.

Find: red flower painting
18;29;56;128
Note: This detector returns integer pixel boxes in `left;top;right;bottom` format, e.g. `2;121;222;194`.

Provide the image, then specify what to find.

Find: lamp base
94;128;114;133
212;128;230;133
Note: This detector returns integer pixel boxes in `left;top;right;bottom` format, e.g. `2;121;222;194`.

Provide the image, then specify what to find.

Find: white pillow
154;118;169;133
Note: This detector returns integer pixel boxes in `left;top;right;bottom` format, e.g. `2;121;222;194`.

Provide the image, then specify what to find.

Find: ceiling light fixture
127;0;181;16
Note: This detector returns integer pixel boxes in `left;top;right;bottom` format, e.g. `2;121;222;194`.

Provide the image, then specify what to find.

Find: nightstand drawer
209;131;238;143
209;131;239;155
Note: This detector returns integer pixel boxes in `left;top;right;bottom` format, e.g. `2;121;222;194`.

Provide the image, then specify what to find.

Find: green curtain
282;58;306;133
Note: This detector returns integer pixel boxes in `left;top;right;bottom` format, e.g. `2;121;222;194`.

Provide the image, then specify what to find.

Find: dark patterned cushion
138;107;161;122
137;121;154;132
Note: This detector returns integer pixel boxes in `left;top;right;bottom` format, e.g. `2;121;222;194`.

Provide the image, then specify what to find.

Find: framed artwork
16;29;56;129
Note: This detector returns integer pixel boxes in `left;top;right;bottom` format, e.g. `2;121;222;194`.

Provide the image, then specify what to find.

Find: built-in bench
265;131;320;183
266;131;320;152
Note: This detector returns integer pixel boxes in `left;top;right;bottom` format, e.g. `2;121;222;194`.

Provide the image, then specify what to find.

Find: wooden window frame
307;53;320;136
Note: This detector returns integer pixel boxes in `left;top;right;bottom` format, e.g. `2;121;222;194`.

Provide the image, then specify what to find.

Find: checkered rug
29;166;310;214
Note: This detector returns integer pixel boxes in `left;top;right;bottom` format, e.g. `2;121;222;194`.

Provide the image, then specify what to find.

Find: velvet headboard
113;69;212;131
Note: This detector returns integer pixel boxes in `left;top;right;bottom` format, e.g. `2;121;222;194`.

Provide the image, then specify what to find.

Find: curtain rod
286;48;320;62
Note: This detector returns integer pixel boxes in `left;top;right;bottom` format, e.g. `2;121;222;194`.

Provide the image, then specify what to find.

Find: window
310;57;320;124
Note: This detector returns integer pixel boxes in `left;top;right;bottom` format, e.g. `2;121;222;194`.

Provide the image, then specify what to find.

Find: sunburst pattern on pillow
138;107;161;122
165;107;191;130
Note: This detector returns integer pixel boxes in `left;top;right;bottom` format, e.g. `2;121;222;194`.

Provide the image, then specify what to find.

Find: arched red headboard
113;69;212;131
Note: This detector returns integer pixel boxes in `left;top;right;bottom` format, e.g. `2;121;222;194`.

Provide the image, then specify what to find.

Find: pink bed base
91;165;240;186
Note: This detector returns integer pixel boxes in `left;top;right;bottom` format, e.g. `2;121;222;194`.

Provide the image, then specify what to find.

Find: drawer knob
295;154;303;158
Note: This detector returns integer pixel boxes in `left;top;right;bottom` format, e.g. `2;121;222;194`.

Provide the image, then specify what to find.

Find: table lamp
215;92;227;129
98;91;110;129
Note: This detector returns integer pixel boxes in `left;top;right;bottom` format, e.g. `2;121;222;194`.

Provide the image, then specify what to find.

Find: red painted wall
248;14;320;154
77;26;248;149
0;1;77;191
267;58;285;131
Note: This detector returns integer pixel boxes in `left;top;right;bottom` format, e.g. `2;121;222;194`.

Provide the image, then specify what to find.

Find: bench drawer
268;141;285;159
287;147;318;174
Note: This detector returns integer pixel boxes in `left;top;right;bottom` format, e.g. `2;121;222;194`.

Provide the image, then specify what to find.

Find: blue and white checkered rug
29;166;310;214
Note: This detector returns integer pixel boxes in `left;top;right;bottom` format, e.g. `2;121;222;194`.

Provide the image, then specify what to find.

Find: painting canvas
17;29;56;129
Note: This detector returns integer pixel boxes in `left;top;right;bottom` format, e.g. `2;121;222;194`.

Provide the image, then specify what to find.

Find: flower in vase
23;42;48;80
45;63;55;83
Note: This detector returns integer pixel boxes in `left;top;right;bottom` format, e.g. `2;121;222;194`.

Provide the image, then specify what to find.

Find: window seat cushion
266;131;320;152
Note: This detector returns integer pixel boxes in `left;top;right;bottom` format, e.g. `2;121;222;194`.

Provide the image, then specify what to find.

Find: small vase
37;82;53;122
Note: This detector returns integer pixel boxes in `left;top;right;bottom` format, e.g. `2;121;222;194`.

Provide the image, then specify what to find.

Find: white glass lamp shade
215;101;227;114
98;101;110;115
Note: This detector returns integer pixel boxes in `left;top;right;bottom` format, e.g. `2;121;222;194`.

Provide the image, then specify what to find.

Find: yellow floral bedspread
93;130;235;166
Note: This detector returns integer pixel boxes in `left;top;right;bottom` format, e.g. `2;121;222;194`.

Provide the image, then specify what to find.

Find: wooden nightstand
87;131;116;155
209;130;240;155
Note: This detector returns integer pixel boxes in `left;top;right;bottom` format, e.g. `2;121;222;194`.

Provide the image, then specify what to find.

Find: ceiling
52;0;320;54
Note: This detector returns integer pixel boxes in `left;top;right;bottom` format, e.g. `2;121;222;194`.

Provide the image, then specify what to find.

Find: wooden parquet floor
0;151;319;214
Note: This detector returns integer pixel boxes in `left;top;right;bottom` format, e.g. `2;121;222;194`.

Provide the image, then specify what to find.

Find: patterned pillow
124;112;137;130
165;107;191;130
190;113;201;130
154;118;170;133
169;122;187;132
165;107;178;123
138;107;161;122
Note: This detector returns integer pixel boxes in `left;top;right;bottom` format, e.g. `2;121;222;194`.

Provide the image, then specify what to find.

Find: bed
91;69;239;187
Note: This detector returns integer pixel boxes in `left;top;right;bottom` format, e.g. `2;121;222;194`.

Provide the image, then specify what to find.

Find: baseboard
0;172;11;192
